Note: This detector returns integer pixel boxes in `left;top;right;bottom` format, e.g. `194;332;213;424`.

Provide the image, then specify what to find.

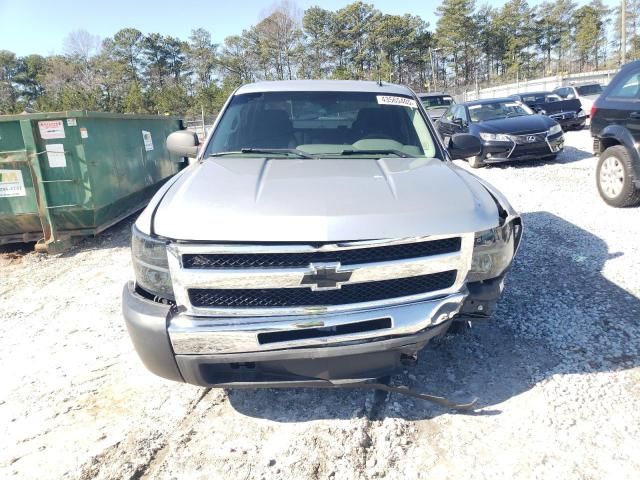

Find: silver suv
122;80;522;388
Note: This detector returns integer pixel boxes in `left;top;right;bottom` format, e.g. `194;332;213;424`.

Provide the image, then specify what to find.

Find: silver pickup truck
122;80;522;388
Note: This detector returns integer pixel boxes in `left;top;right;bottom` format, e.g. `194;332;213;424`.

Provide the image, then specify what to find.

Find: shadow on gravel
228;211;640;421
0;241;35;256
555;146;595;163
0;215;134;259
58;216;134;257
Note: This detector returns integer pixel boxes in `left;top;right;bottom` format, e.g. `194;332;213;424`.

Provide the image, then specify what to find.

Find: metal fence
458;69;620;102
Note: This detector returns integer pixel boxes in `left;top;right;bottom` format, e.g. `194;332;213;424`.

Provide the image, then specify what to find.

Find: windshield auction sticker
38;120;66;139
0;169;26;197
377;95;418;109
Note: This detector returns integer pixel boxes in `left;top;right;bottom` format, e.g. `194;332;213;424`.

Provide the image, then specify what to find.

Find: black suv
591;60;640;207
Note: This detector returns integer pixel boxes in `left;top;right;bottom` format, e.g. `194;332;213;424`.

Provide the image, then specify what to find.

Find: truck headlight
479;132;511;142
467;222;518;282
131;225;175;300
548;124;562;135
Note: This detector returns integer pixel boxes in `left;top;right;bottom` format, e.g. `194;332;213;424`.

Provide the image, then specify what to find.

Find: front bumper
123;281;491;387
556;116;586;130
480;131;564;163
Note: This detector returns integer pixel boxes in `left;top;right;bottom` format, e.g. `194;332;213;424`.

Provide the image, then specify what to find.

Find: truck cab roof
235;80;414;96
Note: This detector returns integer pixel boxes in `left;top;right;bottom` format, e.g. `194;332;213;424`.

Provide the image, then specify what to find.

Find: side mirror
167;130;199;158
452;117;465;128
448;133;482;160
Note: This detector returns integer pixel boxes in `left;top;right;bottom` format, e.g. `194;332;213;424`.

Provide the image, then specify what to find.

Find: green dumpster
0;111;184;252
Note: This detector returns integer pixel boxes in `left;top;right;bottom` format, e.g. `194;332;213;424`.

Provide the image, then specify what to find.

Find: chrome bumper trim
168;291;466;354
171;251;462;290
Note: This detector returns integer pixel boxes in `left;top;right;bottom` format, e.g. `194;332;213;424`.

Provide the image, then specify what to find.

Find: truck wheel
468;156;485;169
596;146;640;207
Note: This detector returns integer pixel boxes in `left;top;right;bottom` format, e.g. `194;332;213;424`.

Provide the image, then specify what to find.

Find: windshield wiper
338;149;415;158
208;148;315;159
240;148;315;159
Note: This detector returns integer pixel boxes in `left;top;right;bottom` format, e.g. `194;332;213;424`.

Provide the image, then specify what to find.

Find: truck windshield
576;84;603;96
205;91;436;158
468;101;533;122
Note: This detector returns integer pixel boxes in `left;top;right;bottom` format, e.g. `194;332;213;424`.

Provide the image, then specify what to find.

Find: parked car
417;92;455;119
591;61;640;207
553;83;603;118
436;98;564;168
511;91;586;130
122;80;523;388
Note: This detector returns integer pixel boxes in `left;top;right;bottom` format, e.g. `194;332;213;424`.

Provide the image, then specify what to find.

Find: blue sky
0;0;619;57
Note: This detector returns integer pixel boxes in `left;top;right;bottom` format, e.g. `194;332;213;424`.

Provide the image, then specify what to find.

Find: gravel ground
1;128;639;479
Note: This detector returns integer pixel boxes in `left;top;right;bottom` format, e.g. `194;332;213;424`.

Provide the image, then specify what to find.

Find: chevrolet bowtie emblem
300;263;353;290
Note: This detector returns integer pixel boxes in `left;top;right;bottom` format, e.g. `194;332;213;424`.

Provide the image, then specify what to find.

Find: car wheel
468;155;485;169
596;146;640;207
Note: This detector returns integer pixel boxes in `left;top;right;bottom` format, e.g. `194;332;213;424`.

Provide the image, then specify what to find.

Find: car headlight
548;124;562;135
577;109;586;117
467;222;519;282
479;132;511;142
131;225;175;300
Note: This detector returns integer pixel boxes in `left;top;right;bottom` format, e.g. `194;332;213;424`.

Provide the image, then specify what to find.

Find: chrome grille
189;271;457;308
550;112;575;121
182;237;461;269
167;234;474;316
508;132;547;144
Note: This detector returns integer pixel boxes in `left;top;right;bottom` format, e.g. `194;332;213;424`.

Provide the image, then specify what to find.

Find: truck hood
151;157;499;242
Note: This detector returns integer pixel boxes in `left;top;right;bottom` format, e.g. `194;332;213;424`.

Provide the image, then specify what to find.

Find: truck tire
596;145;640;207
468;155;485;169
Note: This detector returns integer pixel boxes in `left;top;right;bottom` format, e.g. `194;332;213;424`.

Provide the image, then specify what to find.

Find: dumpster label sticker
38;120;65;139
142;130;154;151
0;169;26;197
80;128;88;138
46;144;67;168
66;118;77;126
376;95;418;109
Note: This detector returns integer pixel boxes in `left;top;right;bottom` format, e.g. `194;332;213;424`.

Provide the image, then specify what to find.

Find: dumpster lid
0;110;180;122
